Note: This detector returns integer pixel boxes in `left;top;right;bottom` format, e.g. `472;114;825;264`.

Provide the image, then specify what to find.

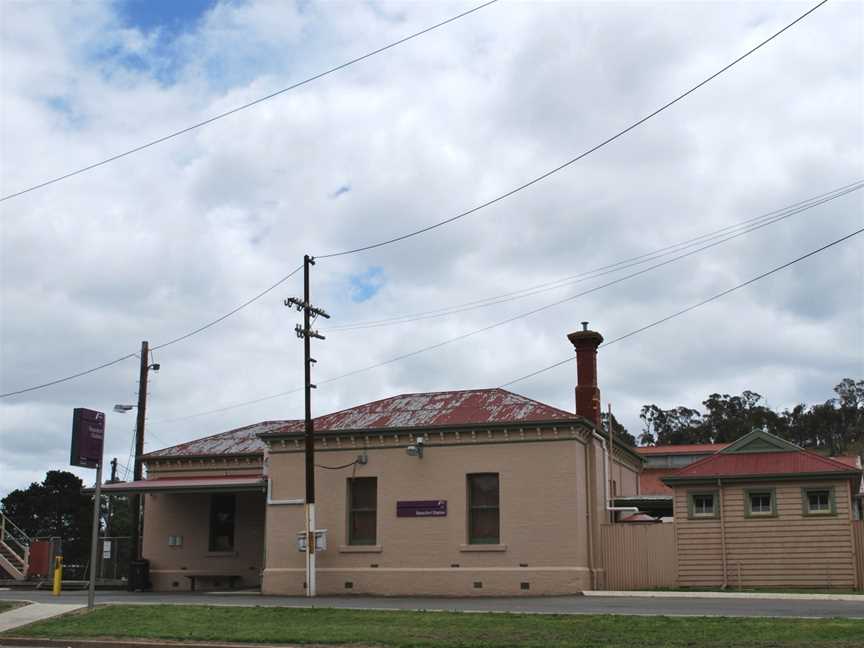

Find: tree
639;404;704;445
601;411;637;446
700;391;780;443
637;379;863;455
0;471;91;564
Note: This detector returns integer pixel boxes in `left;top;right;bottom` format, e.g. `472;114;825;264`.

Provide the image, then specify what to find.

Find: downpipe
593;433;639;520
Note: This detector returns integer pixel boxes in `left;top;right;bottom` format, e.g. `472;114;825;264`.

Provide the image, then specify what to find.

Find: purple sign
397;500;447;518
70;408;105;469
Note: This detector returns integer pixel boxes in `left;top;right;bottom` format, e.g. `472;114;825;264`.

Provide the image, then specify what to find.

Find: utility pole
129;340;149;587
285;255;329;598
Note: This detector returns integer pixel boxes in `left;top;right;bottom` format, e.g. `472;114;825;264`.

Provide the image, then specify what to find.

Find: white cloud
1;1;861;496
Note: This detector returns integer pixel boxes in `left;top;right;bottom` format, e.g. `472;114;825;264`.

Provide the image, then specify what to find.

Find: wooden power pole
128;340;159;589
285;255;329;597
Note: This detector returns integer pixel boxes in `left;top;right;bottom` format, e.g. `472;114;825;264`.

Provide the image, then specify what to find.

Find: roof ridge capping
719;429;801;454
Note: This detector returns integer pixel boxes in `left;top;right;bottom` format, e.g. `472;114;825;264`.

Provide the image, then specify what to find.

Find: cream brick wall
263;437;610;596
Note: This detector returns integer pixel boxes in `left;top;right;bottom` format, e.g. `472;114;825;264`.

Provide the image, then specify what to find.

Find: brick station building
101;326;644;595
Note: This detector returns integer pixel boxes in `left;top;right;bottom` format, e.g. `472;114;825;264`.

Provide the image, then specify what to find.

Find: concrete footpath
0;603;83;633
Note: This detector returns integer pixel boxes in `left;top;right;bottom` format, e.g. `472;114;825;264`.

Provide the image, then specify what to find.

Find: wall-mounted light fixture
406;436;425;459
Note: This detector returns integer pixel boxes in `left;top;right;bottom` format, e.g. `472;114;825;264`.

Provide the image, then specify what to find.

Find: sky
0;0;861;497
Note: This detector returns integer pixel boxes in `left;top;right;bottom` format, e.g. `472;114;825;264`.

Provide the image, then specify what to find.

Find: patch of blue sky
97;0;216;85
349;267;386;303
114;0;215;34
44;95;88;130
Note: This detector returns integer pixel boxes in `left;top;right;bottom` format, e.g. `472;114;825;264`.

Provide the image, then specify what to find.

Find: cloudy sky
1;0;861;497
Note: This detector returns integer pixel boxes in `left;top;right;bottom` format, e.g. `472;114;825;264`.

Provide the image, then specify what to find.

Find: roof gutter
663;470;863;486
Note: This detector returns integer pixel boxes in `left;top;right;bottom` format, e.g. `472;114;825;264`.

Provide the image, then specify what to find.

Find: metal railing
0;512;31;576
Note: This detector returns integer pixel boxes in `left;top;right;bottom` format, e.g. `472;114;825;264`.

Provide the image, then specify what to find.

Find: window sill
339;545;382;553
205;551;237;557
460;544;507;552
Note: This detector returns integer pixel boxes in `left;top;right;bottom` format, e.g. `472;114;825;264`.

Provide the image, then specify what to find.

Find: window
468;473;500;544
208;494;235;551
802;488;835;516
746;489;776;517
687;491;718;519
347;477;377;545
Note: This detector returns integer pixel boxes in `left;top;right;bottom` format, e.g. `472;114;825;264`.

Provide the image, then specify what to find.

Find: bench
184;573;242;592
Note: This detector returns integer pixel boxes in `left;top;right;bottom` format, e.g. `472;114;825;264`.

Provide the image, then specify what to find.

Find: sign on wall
396;500;447;517
70;408;105;468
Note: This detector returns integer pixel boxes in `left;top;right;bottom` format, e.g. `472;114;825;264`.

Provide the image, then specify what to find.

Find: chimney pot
567;325;604;429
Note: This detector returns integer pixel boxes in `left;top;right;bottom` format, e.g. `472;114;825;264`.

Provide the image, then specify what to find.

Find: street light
113;404;135;413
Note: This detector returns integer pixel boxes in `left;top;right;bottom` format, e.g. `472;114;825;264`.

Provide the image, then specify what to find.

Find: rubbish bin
128;559;150;591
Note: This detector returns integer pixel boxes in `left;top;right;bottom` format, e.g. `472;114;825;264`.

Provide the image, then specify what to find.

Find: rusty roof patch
145;389;578;459
311;388;574;432
143;420;298;458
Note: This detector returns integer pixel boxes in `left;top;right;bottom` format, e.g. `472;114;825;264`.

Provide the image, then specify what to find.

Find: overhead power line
151;264;303;351
0;1;500;202
0;264;304;398
328;181;863;331
316;0;829;259
0;353;138;398
155;200;859;425
500;227;864;388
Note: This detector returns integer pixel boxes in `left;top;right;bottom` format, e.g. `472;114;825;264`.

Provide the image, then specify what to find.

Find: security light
406;436;425;459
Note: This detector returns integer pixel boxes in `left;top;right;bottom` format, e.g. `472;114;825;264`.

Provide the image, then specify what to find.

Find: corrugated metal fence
854;521;864;592
598;523;677;590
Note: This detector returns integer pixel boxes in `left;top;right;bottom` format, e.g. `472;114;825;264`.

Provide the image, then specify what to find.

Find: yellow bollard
52;555;63;596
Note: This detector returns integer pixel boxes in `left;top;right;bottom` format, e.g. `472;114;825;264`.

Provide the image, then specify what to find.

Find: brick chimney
567;322;604;428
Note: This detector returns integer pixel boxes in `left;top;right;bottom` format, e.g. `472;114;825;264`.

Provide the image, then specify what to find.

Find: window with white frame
689;492;717;518
804;488;833;515
747;490;774;516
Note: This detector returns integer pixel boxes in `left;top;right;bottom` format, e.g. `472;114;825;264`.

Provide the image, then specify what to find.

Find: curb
584;591;864;602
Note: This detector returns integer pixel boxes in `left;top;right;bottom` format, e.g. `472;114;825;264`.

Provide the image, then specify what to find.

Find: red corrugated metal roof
312;388;574;431
671;450;861;480
146;389;577;459
144;420;294;458
636;443;728;456
640;468;677;495
834;455;863;469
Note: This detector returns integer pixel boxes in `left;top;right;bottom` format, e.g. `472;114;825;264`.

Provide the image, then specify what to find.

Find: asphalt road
1;589;863;619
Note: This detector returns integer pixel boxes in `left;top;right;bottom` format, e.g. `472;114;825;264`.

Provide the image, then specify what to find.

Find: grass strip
7;604;864;647
0;602;22;615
